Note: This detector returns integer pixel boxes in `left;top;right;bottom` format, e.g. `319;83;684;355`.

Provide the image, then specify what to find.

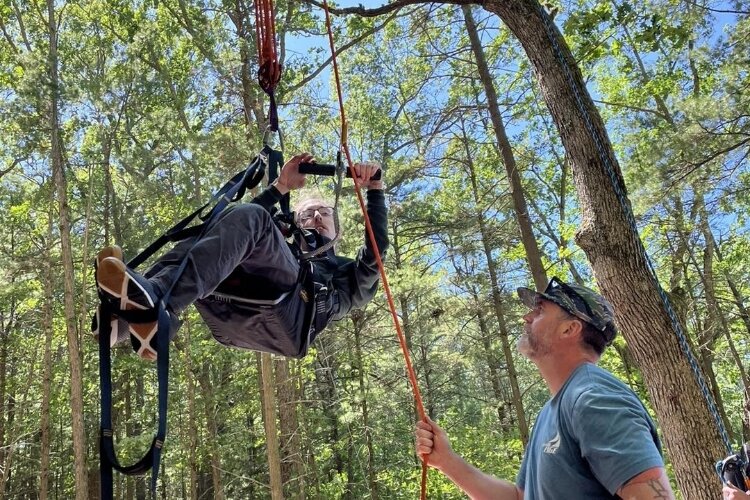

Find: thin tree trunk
314;339;344;480
714;240;750;335
0;343;40;497
46;0;89;495
462;125;530;445
259;353;283;500
182;324;199;500
275;358;303;499
351;312;378;499
485;1;724;495
39;212;55;500
299;366;321;498
463;5;547;291
711;237;750;435
476;295;512;431
197;362;225;500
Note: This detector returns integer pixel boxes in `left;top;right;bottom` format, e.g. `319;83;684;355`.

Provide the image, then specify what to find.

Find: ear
561;317;583;338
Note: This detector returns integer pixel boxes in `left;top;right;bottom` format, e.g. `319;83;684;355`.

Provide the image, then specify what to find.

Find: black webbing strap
99;300;167;496
264;147;289;214
98;147;277;498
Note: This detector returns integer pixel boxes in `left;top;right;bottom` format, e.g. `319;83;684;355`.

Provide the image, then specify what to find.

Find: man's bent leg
148;203;299;313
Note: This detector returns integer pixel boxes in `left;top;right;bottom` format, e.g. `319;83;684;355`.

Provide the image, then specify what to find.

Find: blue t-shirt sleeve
570;388;664;495
516;451;528;490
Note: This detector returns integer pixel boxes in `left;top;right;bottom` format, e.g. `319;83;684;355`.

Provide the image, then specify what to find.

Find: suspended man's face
296;199;336;240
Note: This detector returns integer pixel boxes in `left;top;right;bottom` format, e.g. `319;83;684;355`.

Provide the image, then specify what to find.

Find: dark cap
517;277;617;344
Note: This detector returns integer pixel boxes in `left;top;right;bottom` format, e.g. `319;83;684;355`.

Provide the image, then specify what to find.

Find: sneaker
91;306;130;347
92;246;129;347
96;256;161;361
95;245;124;267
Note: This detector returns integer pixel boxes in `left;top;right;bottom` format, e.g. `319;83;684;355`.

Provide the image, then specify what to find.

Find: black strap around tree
98;147;283;498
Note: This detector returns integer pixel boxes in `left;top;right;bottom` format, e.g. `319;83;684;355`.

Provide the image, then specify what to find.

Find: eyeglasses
298;207;334;222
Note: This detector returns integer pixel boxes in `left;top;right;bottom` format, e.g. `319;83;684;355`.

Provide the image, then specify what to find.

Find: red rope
254;0;281;130
320;2;429;498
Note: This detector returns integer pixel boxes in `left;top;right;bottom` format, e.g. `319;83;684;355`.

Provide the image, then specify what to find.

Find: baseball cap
517;277;617;343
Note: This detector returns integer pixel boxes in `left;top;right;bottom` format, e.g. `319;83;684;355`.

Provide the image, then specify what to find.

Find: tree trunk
463;5;548;291
485;1;725;495
197;362;225;500
714;240;750;338
474;293;513;432
275;358;304;499
183;325;199;500
314;339;344;480
463;124;530;445
46;0;89;496
351;312;378;499
39;213;54;500
0;343;39;498
259;353;283;500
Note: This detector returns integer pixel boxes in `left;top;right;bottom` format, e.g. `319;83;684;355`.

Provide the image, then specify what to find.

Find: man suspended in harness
93;152;387;360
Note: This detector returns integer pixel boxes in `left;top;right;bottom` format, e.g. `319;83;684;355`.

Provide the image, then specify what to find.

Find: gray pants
144;204;300;314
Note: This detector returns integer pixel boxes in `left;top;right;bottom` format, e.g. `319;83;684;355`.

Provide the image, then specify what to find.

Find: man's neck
536;351;599;396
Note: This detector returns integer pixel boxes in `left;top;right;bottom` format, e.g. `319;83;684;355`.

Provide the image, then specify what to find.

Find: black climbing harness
97;145;275;498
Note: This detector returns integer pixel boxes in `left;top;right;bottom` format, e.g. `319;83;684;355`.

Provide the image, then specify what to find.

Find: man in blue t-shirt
415;277;675;499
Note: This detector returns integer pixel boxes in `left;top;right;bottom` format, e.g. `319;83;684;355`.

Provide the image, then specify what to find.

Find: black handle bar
298;162;381;181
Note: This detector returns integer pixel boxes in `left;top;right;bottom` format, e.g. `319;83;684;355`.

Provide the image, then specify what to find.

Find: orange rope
320;2;429;498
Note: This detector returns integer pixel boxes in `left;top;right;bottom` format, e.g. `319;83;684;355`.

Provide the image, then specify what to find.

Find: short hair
559;309;609;355
580;321;609;355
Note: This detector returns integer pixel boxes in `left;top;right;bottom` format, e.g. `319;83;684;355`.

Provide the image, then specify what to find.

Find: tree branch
0;158;23;180
286;10;402;93
301;0;476;17
594;98;672;123
685;1;749;15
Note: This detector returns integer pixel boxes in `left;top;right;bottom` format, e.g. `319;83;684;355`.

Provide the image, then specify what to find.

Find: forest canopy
0;0;749;498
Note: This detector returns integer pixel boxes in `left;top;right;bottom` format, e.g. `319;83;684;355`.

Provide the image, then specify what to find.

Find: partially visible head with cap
517;277;617;355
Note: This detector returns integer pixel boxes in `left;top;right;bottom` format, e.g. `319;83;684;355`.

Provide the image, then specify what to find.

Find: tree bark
196;362;225;500
182;325;199;500
275;358;304;499
484;1;725;495
462;123;530;445
474;292;513;432
351;311;378;499
259;353;283;500
46;0;89;496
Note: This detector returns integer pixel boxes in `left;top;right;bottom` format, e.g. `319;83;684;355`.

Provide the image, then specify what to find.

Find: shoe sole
96;245;124;267
93;246;126;347
97;257;158;361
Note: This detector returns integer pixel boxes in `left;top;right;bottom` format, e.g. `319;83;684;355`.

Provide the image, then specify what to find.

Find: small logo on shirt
543;432;561;454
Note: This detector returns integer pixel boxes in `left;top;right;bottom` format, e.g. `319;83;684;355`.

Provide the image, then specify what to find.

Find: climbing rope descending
320;2;430;498
255;0;281;131
533;4;732;455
